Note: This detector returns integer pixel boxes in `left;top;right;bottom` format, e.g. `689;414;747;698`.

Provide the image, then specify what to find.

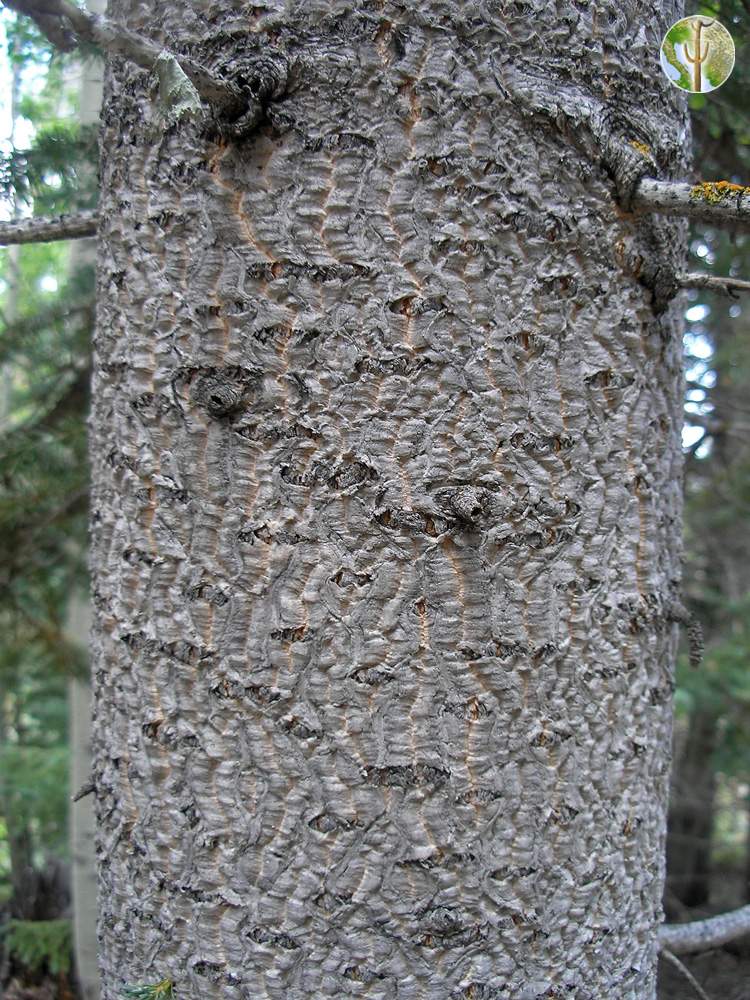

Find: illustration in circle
660;16;735;93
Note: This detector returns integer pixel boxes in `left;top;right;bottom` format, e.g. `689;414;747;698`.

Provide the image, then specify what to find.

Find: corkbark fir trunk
89;3;689;997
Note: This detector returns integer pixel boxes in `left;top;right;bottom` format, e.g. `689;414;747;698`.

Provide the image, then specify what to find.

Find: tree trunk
0;706;34;922
69;604;101;1000
67;2;104;994
89;3;689;997
0;29;33;926
667;294;750;914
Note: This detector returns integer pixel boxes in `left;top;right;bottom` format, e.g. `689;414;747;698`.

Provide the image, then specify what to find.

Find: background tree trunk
90;3;689;997
666;708;717;910
666;295;750;916
67;3;105;995
0;25;37;929
69;599;101;1000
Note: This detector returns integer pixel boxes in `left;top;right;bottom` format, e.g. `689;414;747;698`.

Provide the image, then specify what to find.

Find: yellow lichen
690;180;750;203
629;140;652;158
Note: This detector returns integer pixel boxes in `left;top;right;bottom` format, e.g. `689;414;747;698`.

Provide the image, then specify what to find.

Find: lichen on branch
633;178;750;230
689;179;750;204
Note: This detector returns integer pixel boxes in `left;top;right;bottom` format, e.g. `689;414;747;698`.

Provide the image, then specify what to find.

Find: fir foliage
0;12;94;976
122;980;176;999
3;918;72;975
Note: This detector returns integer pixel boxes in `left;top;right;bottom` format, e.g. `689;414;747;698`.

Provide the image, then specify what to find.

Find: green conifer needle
121;979;175;999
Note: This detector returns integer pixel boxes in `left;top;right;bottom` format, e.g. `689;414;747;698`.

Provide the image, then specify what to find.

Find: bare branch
3;0;246;115
677;271;750;296
633;179;750;232
72;779;95;802
683;411;725;434
660;904;750;954
499;67;750;234
2;0;76;49
661;951;711;1000
675;272;750;299
62;0;245;113
0;210;97;246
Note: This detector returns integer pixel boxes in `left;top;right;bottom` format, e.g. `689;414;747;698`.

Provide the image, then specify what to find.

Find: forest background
0;2;749;998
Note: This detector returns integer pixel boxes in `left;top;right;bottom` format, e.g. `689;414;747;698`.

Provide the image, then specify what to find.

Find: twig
660;903;750;954
72;779;95;802
661;950;711;1000
0;210;97;246
677;271;750;296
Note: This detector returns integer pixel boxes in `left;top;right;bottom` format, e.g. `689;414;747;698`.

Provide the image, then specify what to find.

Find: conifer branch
660;904;750;954
0;210;97;246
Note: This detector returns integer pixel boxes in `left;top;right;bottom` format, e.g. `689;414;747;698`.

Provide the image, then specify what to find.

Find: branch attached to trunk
660;904;750;954
2;0;76;49
633;179;750;232
72;778;95;803
677;271;750;296
3;0;244;114
683;411;725;434
0;210;98;246
59;0;246;114
502;69;750;233
3;0;291;134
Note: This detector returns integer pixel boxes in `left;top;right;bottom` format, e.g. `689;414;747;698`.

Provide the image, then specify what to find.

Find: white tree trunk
68;3;105;995
89;3;690;997
69;654;101;1000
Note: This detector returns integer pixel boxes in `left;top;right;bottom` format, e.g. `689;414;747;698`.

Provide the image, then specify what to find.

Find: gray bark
89;3;689;998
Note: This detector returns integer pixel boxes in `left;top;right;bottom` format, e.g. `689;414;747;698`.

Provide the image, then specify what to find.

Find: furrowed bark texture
89;3;689;998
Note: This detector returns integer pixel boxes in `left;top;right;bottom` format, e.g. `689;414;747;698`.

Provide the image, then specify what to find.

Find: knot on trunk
447;486;484;524
636;260;680;314
602;135;657;212
245;53;290;103
196;377;243;418
585;105;658;211
220;53;292;139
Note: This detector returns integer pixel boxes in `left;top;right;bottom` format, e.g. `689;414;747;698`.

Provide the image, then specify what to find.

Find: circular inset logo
660;15;735;93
